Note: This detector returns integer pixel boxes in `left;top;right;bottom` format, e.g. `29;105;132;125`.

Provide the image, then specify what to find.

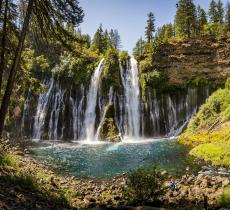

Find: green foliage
217;186;230;208
187;88;230;131
91;25;122;54
119;51;130;66
225;77;230;89
204;23;227;36
175;0;197;38
197;5;207;34
155;23;174;44
52;53;98;87
100;48;122;97
123;167;167;204
145;12;156;43
133;37;146;60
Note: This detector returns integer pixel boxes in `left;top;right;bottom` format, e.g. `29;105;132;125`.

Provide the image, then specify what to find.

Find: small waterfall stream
33;79;54;141
83;59;104;142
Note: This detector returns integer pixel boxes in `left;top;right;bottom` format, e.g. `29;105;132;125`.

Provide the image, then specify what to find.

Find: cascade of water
21;89;31;135
70;85;85;140
83;59;104;141
120;58;141;139
48;83;66;140
33;78;54;141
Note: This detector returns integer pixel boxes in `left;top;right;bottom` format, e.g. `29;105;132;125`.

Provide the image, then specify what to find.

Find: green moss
99;104;121;142
100;48;122;98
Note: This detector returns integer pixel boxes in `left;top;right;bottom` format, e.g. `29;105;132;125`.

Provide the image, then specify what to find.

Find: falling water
33;78;54;141
70;85;85;140
48;83;66;140
83;59;104;141
120;58;141;139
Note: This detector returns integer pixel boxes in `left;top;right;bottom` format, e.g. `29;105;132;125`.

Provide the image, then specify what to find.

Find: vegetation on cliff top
134;0;230;95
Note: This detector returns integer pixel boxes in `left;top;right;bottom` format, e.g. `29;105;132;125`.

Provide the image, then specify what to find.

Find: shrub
217;186;230;208
123;167;167;205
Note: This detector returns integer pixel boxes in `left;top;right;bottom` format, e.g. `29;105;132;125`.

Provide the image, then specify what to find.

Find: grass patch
0;153;18;169
190;142;230;167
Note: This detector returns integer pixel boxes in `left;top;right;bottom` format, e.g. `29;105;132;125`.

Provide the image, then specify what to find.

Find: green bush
225;78;230;90
119;51;130;66
217;186;230;208
123;167;167;205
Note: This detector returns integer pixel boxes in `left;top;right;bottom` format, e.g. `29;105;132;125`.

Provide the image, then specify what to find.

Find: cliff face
151;36;230;87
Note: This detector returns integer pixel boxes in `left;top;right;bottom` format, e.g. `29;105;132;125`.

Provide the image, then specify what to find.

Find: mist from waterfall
83;59;104;142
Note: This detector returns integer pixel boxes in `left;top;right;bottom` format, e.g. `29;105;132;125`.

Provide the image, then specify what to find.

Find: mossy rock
99;104;121;142
100;48;123;99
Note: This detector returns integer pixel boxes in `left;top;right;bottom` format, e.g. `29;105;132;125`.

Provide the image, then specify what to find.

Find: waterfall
83;59;104;141
70;85;85;140
48;83;66;140
33;78;54;141
120;58;141;139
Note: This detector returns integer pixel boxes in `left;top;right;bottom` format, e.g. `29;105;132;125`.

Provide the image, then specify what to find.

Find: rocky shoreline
0;138;229;210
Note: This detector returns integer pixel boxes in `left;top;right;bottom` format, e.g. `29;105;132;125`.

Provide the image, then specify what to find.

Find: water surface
31;139;189;179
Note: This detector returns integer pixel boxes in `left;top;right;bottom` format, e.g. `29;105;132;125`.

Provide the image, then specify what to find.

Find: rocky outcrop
152;36;230;87
99;104;120;142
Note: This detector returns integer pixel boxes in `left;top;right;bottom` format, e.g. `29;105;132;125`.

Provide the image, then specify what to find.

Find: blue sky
79;0;229;53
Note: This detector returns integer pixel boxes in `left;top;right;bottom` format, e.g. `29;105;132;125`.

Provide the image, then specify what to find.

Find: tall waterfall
120;58;141;139
83;59;104;141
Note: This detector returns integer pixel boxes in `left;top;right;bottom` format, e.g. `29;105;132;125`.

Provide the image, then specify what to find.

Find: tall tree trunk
0;0;34;136
0;0;8;95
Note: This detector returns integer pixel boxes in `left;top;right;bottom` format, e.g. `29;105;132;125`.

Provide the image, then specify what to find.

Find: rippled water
30;139;189;178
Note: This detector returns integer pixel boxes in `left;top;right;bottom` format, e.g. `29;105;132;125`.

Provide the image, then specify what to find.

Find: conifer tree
197;5;207;34
133;37;145;59
145;12;155;43
226;2;230;31
209;0;218;23
175;0;196;38
91;24;106;54
217;0;224;23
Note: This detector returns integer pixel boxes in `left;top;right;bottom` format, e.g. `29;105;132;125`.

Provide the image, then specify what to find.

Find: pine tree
209;0;218;23
226;2;230;31
175;0;197;38
217;0;224;23
91;24;106;54
145;12;155;43
133;37;146;58
197;5;207;34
